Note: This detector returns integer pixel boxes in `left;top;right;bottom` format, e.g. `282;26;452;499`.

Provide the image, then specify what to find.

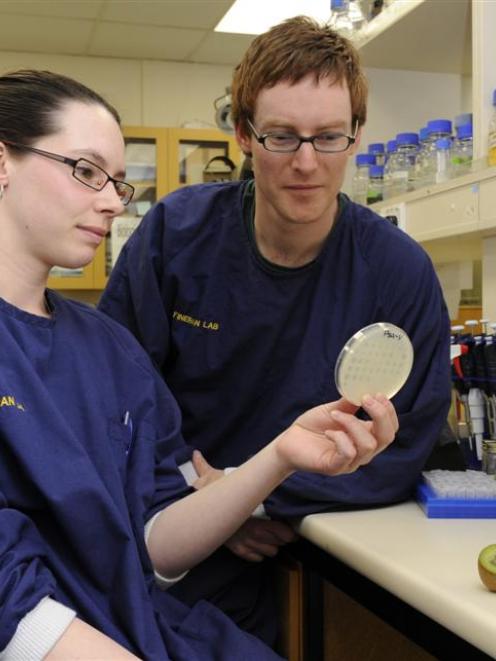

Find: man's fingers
228;540;280;560
192;449;212;476
257;520;297;544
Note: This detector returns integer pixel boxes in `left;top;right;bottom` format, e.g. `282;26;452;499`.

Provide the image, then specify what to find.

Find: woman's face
2;100;126;275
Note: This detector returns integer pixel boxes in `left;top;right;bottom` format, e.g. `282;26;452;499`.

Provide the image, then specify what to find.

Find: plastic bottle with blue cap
388;132;419;197
329;0;354;38
454;112;472;129
413;126;430;189
433;137;452;183
382;139;397;199
366;164;384;204
368;142;385;167
424;119;452;185
351;153;375;205
348;0;366;31
451;123;473;176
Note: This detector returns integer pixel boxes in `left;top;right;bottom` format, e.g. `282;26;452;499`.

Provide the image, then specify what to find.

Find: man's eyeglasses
3;140;135;205
247;118;357;154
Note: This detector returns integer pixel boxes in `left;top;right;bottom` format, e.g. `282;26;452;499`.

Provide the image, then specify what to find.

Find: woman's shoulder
52;292;158;375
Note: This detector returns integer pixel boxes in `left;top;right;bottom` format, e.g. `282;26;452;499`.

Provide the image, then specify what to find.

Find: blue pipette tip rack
416;471;496;518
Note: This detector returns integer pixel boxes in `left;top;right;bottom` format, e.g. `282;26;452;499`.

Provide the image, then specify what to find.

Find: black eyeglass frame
3;140;135;205
246;118;358;154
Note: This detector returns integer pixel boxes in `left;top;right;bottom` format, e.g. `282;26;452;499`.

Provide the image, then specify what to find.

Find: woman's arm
147;395;397;577
45;618;140;660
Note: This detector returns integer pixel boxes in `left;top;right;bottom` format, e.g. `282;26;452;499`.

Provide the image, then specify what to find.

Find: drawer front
406;183;479;241
479;177;496;228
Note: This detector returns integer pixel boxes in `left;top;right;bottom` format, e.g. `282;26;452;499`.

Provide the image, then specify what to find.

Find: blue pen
123;410;134;456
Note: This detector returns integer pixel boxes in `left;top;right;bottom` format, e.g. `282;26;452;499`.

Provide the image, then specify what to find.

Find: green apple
478;544;496;591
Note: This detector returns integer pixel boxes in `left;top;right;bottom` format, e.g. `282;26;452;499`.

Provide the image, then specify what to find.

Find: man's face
237;74;360;230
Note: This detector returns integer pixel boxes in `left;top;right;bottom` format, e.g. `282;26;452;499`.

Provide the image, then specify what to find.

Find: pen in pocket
123;410;134;456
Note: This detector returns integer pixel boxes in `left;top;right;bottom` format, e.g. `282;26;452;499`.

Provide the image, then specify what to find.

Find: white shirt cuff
0;596;76;660
145;511;189;589
178;460;198;486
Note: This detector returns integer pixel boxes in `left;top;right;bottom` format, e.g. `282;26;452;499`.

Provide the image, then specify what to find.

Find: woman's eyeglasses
3;140;135;205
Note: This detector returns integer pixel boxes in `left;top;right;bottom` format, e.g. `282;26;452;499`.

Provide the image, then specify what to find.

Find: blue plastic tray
416;481;496;518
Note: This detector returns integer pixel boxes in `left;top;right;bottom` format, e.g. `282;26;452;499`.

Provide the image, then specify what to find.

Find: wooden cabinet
48;126;241;292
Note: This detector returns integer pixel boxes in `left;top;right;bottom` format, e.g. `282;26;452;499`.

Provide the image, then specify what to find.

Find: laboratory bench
287;501;496;660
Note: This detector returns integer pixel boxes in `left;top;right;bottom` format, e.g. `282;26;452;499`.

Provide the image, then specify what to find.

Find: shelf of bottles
329;0;407;43
351;115;478;208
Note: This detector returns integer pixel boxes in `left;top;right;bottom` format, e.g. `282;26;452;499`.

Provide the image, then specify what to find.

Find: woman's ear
0;142;10;188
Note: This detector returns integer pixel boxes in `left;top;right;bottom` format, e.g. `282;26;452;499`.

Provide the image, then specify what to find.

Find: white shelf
373;165;496;243
354;0;471;75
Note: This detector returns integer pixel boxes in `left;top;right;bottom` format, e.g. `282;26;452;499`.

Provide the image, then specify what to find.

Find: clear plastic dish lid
335;322;414;406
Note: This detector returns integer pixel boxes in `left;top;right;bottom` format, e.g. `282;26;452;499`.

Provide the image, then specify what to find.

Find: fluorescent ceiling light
215;0;331;36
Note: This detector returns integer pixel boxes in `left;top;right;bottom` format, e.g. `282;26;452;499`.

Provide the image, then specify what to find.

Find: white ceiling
0;0;256;66
0;0;471;74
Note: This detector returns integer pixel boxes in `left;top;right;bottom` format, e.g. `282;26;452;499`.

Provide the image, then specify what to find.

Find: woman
0;69;398;660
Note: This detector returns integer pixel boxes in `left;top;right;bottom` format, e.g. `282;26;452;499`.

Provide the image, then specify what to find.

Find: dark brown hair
0;69;120;150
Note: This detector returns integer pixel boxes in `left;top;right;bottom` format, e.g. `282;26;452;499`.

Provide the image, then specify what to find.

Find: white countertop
297;501;496;658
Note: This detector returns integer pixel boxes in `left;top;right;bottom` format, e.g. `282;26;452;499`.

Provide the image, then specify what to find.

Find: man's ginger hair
231;15;368;137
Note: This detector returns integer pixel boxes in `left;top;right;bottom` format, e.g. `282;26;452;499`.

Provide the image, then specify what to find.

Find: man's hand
192;450;224;489
225;518;297;562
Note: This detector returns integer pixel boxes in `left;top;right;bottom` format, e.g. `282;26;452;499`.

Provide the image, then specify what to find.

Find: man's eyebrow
262;120;349;132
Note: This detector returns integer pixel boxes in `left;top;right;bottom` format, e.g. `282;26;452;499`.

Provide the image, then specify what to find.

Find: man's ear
349;126;362;157
235;124;252;158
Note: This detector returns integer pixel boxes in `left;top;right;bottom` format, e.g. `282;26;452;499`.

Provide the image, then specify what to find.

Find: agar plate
335;322;414;406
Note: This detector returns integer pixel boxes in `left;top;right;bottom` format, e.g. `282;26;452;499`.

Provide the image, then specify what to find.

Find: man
99;16;451;645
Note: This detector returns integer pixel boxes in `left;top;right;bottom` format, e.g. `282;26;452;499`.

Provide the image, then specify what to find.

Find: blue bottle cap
456;124;472;139
435;138;451;149
369;164;384;177
419;127;429;142
454;113;473;128
331;0;346;8
396;132;419;146
368;143;385;154
356;153;376;166
427;119;452;135
386;139;397;153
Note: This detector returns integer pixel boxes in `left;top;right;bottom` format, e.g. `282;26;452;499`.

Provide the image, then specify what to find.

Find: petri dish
335;322;414;406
